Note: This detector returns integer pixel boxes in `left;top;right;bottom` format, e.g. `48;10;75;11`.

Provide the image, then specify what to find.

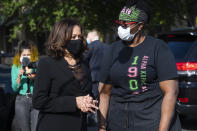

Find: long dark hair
47;18;87;58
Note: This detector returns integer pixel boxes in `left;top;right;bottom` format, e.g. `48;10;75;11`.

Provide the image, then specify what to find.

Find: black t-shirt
100;36;178;102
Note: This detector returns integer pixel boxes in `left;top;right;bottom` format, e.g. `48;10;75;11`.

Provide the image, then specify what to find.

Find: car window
0;64;11;73
168;41;194;59
185;40;197;61
0;64;12;93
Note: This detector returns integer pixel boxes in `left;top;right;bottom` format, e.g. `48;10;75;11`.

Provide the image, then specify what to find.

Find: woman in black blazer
32;18;98;131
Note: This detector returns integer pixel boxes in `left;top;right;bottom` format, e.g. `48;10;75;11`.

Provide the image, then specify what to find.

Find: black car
0;64;13;93
0;53;13;94
158;27;197;118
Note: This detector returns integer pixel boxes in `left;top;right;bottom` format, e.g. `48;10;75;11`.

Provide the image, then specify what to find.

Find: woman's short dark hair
47;18;87;58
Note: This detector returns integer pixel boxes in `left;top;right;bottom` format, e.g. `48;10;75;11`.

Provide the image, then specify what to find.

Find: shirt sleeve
32;58;77;113
83;44;93;65
155;40;178;82
11;65;20;92
99;44;113;84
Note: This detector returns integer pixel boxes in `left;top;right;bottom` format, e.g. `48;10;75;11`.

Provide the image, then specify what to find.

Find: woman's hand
76;96;88;112
25;66;32;74
16;68;24;84
26;73;36;79
76;95;98;113
84;94;98;106
84;94;98;113
25;67;36;79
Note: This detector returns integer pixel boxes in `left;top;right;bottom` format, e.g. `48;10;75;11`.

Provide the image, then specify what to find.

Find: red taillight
178;98;189;103
176;62;197;71
168;34;175;38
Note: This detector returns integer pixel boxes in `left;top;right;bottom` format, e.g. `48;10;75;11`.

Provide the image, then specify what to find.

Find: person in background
98;0;181;131
85;30;107;99
86;30;99;45
32;18;98;131
84;30;107;127
11;40;39;131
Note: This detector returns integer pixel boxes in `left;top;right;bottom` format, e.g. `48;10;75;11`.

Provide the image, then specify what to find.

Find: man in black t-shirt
98;0;181;131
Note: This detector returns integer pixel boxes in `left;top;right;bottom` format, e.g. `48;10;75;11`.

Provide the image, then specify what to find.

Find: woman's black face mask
66;39;83;58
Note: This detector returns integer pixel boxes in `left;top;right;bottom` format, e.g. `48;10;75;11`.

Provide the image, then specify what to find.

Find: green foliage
0;0;197;40
0;0;123;39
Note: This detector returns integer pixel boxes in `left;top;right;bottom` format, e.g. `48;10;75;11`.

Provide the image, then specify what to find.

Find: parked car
0;53;14;94
158;27;197;118
0;64;13;94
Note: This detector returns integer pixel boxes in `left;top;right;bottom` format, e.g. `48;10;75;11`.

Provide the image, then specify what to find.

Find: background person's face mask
117;24;139;41
20;56;30;63
86;38;91;44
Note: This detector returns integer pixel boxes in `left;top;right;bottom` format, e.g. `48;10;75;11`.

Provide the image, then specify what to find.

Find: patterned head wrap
118;0;150;24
